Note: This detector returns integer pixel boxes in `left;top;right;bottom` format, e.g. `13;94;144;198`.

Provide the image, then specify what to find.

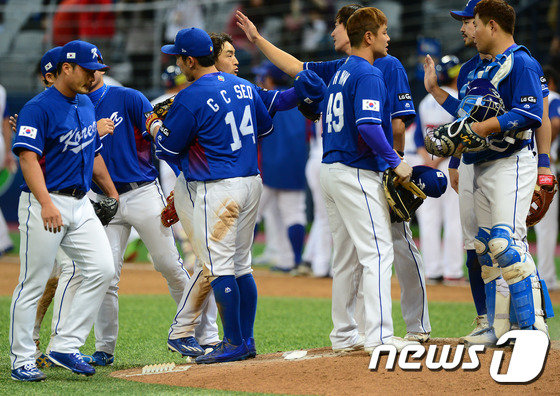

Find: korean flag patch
19;126;37;139
362;99;379;112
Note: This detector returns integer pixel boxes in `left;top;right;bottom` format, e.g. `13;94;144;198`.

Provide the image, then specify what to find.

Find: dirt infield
112;341;560;395
3;257;560;394
2;258;560;305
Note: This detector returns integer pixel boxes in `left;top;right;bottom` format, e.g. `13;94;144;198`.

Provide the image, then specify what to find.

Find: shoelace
23;363;38;372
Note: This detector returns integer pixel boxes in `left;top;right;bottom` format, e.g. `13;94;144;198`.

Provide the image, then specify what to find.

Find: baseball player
424;0;489;338
42;43;215;367
148;27;273;364
9;40;118;381
534;65;560;290
164;31;322;359
426;0;553;344
237;4;431;345
416;55;464;284
254;62;308;274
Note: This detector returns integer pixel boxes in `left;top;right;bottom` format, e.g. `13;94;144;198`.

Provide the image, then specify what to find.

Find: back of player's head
346;7;387;48
209;32;234;62
335;4;362;27
162;27;215;67
436;55;461;85
40;46;63;78
161;65;187;88
474;0;515;36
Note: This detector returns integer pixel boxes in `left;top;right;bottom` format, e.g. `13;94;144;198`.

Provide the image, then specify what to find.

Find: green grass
1;295;559;394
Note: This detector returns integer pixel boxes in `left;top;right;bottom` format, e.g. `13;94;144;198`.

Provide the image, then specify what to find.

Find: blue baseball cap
40;46;63;77
252;61;287;84
294;70;326;104
59;40;109;71
161;27;213;57
411;166;447;198
450;0;482;20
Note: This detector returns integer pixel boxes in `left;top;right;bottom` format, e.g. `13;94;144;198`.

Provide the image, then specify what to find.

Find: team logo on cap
209;46;213;52
181;48;186;53
91;48;98;59
19;126;37;139
44;62;52;71
67;52;76;59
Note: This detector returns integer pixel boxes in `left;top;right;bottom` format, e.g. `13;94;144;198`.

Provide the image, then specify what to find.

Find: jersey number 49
325;92;344;133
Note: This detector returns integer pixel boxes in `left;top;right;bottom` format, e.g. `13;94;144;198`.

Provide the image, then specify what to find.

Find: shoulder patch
398;93;412;101
520;96;537;104
19;126;37;139
160;125;170;137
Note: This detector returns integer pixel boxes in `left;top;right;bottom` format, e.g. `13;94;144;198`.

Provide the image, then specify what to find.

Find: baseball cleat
365;336;421;354
245;337;257;358
11;364;46;382
332;341;365;353
48;351;95;376
167;337;205;357
195;340;250;364
461;327;498;346
290;263;313;277
404;332;431;343
460;314;489;341
81;351;114;366
36;353;54;368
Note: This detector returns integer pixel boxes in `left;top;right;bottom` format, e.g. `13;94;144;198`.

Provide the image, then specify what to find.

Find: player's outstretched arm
92;154;119;200
19;150;63;233
236;10;303;77
424;55;452;107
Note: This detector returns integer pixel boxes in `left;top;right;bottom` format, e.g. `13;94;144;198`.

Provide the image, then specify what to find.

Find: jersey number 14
226;104;255;151
325;92;344;133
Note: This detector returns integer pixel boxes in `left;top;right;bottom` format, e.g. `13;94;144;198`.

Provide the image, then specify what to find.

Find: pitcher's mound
111;339;560;395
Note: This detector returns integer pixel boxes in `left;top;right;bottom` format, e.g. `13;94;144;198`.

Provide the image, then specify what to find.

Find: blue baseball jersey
87;85;156;192
550;95;560;120
260;105;307;190
155;72;273;181
12;87;101;193
254;85;279;118
321;55;392;172
462;45;544;164
304;54;415;121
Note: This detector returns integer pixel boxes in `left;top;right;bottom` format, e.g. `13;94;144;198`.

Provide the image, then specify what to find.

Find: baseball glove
92;197;118;226
383;169;427;222
424;118;488;157
161;191;179;227
527;174;558;227
153;96;175;119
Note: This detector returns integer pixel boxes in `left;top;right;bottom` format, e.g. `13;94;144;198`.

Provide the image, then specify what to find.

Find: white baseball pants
321;163;394;349
10;192;114;369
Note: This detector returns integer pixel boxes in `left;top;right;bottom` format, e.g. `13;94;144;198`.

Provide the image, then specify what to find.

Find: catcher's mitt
161;191;179;227
92;197;118;226
153;96;175;119
383;169;427;222
424;118;488;157
527;174;558;227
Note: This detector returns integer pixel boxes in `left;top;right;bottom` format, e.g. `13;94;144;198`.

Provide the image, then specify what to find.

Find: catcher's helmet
436;55;460;85
161;65;187;89
458;78;505;122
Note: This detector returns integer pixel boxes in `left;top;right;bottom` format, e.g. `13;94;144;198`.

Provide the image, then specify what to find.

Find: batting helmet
436;55;461;85
459;78;505;122
161;65;187;89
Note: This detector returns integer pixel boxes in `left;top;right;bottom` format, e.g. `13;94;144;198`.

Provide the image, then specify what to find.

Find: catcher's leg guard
488;225;539;330
474;228;494;269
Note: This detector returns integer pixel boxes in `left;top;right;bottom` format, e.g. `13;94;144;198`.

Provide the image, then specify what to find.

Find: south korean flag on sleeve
19;126;37;139
362;99;380;112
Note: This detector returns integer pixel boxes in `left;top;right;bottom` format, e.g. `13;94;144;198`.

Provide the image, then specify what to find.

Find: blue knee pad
474;228;493;267
489;225;521;268
509;276;536;329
